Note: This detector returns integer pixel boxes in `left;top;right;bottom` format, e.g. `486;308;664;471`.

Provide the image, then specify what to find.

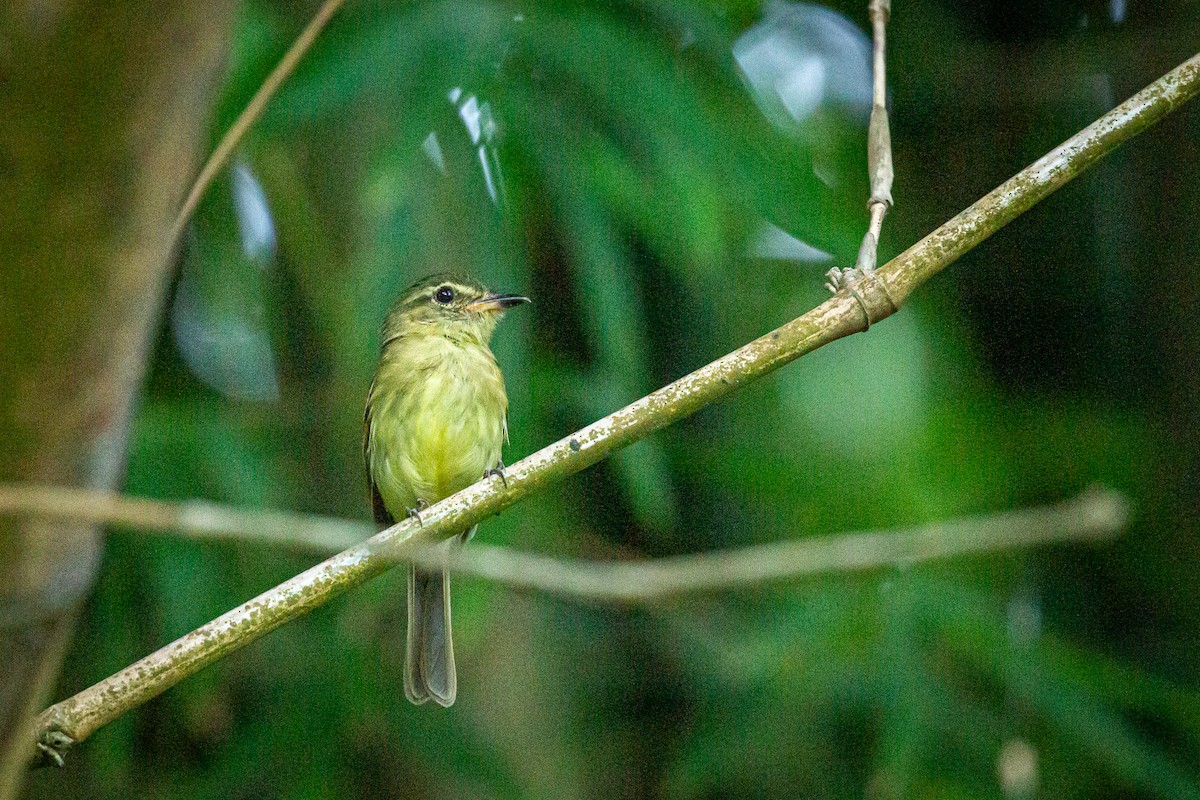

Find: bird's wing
364;378;395;526
502;380;510;447
370;475;393;526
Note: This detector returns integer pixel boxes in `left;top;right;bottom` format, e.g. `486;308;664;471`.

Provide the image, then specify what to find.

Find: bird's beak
466;293;531;314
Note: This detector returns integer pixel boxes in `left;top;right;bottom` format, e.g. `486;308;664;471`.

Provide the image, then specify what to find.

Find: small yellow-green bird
364;273;528;707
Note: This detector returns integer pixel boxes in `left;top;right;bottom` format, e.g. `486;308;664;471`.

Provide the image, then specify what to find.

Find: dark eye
434;286;455;304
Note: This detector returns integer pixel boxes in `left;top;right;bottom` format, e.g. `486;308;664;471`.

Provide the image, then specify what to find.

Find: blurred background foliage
24;0;1200;797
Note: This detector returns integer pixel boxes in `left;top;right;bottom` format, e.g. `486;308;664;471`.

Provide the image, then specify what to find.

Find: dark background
23;1;1200;797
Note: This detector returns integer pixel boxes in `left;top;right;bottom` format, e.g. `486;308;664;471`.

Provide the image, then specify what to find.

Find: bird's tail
404;537;459;707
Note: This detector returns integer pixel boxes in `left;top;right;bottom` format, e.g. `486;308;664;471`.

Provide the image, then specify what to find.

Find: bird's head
382;273;529;348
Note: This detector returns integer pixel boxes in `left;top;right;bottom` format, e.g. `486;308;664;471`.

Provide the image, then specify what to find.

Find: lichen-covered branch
32;51;1200;767
875;52;1200;308
0;485;1128;603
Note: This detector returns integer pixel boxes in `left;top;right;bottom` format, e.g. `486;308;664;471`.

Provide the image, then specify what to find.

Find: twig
166;0;347;249
0;485;1128;602
856;0;893;274
481;488;1125;602
0;485;370;552
32;52;1200;765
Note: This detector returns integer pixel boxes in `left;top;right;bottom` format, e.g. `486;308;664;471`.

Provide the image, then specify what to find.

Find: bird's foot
485;461;508;488
34;729;73;769
407;499;429;526
824;265;871;294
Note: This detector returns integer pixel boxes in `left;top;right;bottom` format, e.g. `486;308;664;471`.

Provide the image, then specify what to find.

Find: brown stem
0;485;1127;602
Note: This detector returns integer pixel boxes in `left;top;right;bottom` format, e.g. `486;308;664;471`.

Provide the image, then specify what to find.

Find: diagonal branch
32;51;1200;766
0;485;1128;602
166;0;347;249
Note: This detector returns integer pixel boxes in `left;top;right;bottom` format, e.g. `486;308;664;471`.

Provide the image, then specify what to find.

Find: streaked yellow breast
367;334;507;519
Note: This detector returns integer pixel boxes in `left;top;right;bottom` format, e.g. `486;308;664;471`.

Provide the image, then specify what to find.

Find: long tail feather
404;541;458;707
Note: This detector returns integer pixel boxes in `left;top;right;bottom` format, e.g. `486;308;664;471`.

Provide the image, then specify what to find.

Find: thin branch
166;0;347;249
854;0;893;274
0;485;370;553
877;52;1199;307
32;52;1200;765
0;485;1128;602
471;488;1125;602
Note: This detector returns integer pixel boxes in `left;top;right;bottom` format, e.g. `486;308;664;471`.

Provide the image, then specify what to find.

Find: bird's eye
434;286;455;304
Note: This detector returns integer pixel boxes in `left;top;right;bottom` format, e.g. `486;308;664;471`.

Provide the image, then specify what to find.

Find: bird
364;273;528;707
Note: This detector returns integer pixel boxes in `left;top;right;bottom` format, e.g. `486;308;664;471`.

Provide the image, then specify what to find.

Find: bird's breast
370;339;508;512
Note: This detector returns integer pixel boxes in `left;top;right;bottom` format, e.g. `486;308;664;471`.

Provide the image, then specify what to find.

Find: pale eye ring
434;286;455;304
